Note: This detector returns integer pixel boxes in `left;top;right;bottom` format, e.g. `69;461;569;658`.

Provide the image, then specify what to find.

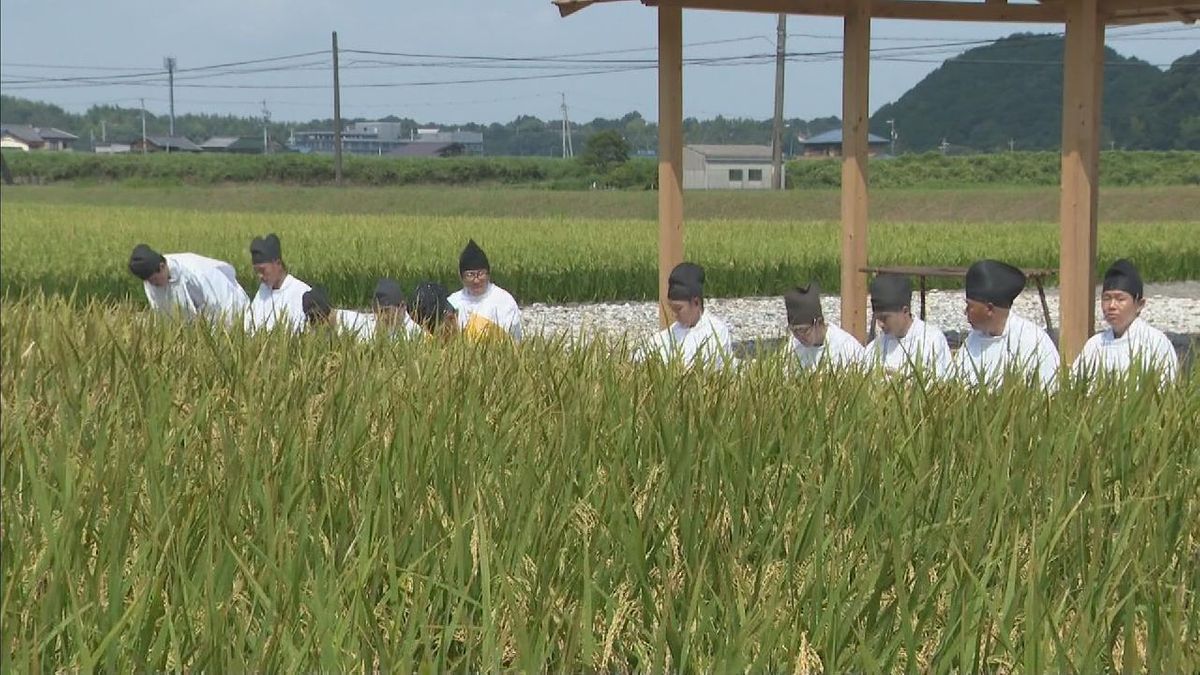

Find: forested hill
870;34;1199;152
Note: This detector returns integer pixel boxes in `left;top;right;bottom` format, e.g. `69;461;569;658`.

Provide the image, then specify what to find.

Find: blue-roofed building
799;129;890;158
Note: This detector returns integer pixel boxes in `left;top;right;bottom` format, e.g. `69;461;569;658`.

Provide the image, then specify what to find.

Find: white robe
790;323;865;371
334;309;375;341
864;318;952;379
645;311;734;369
448;283;523;341
953;311;1061;390
350;312;424;338
1072;317;1178;382
142;253;248;325
368;313;425;340
246;274;312;334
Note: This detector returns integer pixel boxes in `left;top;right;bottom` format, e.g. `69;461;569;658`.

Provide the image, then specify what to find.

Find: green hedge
2;149;1197;188
783;151;1200;188
0;152;661;189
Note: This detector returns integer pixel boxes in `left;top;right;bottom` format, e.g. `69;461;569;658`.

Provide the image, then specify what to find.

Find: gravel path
522;282;1200;344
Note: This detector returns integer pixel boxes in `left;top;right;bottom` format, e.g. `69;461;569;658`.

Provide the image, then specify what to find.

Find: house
682;144;782;190
291;123;483;155
798;129;890;158
95;143;132;154
386;142;465;158
129;136;203;153
0;124;79;151
200;136;286;154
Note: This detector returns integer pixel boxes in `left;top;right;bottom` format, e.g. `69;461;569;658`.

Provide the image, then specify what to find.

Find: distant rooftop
802;129;889;145
686;144;776;161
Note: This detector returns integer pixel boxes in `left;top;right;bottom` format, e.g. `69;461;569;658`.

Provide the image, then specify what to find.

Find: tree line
2;35;1196;154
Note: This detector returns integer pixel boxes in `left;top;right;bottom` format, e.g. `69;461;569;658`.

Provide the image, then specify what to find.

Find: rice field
2;199;1199;305
3;185;1199;670
2;299;1198;670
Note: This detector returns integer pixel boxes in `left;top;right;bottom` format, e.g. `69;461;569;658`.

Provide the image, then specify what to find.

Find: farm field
6;183;1200;222
3;299;1198;670
2;185;1199;305
3;185;1198;670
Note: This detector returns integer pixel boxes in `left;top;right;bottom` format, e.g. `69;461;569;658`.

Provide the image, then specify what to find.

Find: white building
683;144;782;190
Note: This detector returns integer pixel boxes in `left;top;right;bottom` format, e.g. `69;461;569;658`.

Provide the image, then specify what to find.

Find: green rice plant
2;201;1198;305
2;298;1197;671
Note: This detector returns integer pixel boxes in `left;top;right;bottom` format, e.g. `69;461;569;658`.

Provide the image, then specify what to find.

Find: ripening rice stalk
1;298;1197;671
3;200;1199;304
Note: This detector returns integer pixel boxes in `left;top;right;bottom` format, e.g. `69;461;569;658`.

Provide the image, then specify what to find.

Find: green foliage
3;150;1197;188
785;151;1200;188
870;35;1199;152
2;200;1198;305
0;96;839;158
579;130;630;173
3;298;1199;670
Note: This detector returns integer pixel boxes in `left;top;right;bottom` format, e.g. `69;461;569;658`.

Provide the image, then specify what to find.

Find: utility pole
101;119;107;143
1009;138;1015;152
261;100;271;155
140;98;147;155
771;13;786;189
164;57;177;137
886;118;897;156
332;31;344;185
560;93;574;158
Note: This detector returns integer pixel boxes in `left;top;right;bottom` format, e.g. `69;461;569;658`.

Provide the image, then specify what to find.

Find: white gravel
522;282;1200;343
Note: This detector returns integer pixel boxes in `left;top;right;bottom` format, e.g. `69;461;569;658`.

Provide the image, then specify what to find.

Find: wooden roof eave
556;0;1200;23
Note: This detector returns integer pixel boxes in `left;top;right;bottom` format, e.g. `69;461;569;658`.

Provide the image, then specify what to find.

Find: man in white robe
785;282;864;371
448;239;522;341
372;278;424;340
643;262;734;369
864;273;952;379
128;244;248;325
302;287;374;340
245;233;312;334
953;259;1060;390
1072;259;1178;381
412;281;460;341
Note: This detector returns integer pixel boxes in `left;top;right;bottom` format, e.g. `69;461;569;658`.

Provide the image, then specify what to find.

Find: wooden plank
658;4;685;327
1059;0;1104;361
648;0;1064;22
1100;0;1200;13
841;0;871;343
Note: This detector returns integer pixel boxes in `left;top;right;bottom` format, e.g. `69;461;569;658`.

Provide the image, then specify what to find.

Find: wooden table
859;265;1057;331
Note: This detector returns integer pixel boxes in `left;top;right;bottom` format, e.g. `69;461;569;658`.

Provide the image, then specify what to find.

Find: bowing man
864;273;952;379
1072;259;1177;381
127;244;248;325
412;281;460;341
644;262;734;368
245;233;312;334
372;278;424;340
785;282;864;371
448;239;522;341
953;259;1060;389
301;286;373;340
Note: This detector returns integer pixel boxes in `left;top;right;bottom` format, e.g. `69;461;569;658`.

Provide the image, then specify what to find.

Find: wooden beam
1105;9;1195;22
658;4;685;327
649;0;1065;22
1100;0;1200;13
841;0;870;343
1059;0;1104;361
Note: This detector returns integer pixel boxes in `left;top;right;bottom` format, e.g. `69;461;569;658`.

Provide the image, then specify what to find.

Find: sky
1;0;1197;126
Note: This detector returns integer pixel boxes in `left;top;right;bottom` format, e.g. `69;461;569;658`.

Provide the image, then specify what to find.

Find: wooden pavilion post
840;0;871;341
657;4;685;326
1059;0;1104;360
